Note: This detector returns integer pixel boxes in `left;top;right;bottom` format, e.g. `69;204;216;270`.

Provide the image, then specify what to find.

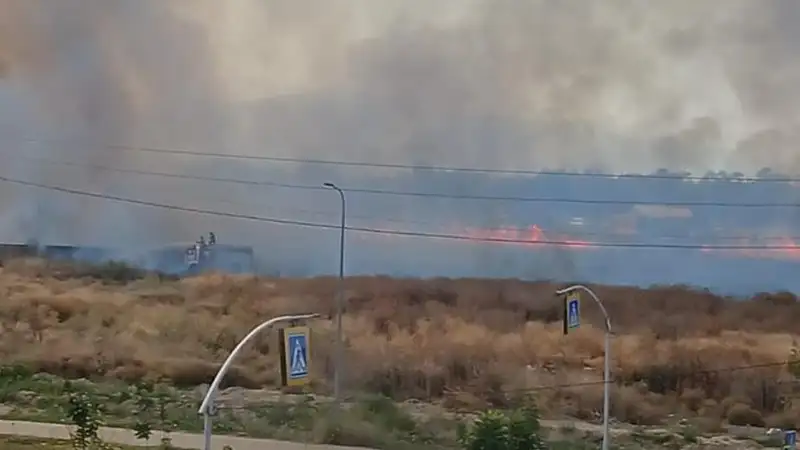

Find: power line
318;187;800;208
14;136;800;183
4;173;800;251
77;186;800;243
101;144;800;183
12;153;800;208
15;153;323;191
18;154;800;241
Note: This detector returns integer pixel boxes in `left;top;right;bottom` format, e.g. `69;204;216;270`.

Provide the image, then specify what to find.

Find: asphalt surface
0;419;371;450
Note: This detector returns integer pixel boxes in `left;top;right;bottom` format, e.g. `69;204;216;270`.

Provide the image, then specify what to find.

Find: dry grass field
0;257;798;430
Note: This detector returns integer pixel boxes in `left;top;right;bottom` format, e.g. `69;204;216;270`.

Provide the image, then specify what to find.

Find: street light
555;284;612;450
323;182;346;402
198;313;320;450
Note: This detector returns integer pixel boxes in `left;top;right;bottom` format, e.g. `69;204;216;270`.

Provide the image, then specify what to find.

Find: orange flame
357;222;800;261
459;224;595;249
701;236;800;261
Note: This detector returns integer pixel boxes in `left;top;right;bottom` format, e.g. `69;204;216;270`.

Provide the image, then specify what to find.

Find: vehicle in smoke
149;232;254;276
184;232;216;275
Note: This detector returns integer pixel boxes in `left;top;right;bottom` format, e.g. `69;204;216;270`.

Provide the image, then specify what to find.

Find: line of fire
2;222;798;278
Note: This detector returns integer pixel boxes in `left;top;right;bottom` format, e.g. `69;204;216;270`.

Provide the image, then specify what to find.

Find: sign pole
202;408;211;450
198;313;320;450
556;285;612;450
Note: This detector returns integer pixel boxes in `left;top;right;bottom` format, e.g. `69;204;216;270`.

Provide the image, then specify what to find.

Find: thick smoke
6;0;800;172
0;0;799;289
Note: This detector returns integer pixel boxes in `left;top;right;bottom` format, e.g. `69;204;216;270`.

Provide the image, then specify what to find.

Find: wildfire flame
462;225;800;261
701;236;800;261
357;222;800;261
460;225;800;261
460;224;595;249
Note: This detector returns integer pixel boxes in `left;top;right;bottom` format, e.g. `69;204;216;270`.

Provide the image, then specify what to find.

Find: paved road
0;419;371;450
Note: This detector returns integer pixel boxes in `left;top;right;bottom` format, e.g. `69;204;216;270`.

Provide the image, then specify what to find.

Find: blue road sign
287;332;309;379
784;430;796;450
567;295;580;329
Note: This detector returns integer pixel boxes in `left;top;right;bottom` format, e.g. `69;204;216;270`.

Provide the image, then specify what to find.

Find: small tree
64;387;112;450
131;382;155;443
131;381;176;449
458;405;546;450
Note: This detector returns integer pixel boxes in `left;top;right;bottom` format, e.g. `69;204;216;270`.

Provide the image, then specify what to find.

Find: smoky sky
4;0;800;173
0;0;800;289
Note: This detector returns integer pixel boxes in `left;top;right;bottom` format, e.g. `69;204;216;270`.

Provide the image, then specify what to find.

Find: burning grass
0;257;798;427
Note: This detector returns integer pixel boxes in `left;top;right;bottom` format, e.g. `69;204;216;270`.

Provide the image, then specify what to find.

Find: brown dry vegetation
0;258;799;428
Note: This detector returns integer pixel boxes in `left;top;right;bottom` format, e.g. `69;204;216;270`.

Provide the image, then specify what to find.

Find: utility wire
11;152;800;208
100;190;800;243
100;143;800;183
21;154;799;241
13;136;800;183
4;173;800;250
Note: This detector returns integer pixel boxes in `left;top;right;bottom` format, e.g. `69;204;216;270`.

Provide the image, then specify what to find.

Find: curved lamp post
555;284;612;450
198;313;320;450
323;182;346;402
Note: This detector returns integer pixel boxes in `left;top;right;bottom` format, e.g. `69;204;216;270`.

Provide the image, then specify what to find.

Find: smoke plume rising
1;0;800;291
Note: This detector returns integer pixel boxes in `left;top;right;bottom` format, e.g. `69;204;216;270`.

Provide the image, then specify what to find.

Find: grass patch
0;370;606;450
0;369;463;449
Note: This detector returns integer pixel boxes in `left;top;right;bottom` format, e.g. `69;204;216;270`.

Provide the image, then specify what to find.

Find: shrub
680;426;699;443
78;261;146;284
458;410;508;450
766;412;799;430
458;404;546;450
680;388;706;413
690;417;724;434
726;403;765;427
313;414;385;448
507;406;546;450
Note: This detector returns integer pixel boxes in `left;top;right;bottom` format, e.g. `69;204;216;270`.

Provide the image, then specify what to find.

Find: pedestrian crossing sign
784;430;797;450
563;292;581;335
279;326;311;387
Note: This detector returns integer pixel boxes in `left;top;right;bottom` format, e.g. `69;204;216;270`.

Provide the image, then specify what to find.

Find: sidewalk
0;419;371;450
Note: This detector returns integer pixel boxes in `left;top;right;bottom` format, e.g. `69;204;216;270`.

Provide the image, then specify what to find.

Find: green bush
458;405;546;450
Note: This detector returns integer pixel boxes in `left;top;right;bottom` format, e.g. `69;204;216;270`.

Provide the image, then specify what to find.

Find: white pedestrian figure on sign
569;300;579;327
290;336;308;377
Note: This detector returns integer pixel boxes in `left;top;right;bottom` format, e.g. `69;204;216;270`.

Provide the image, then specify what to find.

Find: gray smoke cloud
0;0;799;288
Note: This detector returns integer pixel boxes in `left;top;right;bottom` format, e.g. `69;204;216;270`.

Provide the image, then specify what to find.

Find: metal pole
603;323;610;450
198;313;320;450
555;285;612;450
323;182;346;402
202;410;211;450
